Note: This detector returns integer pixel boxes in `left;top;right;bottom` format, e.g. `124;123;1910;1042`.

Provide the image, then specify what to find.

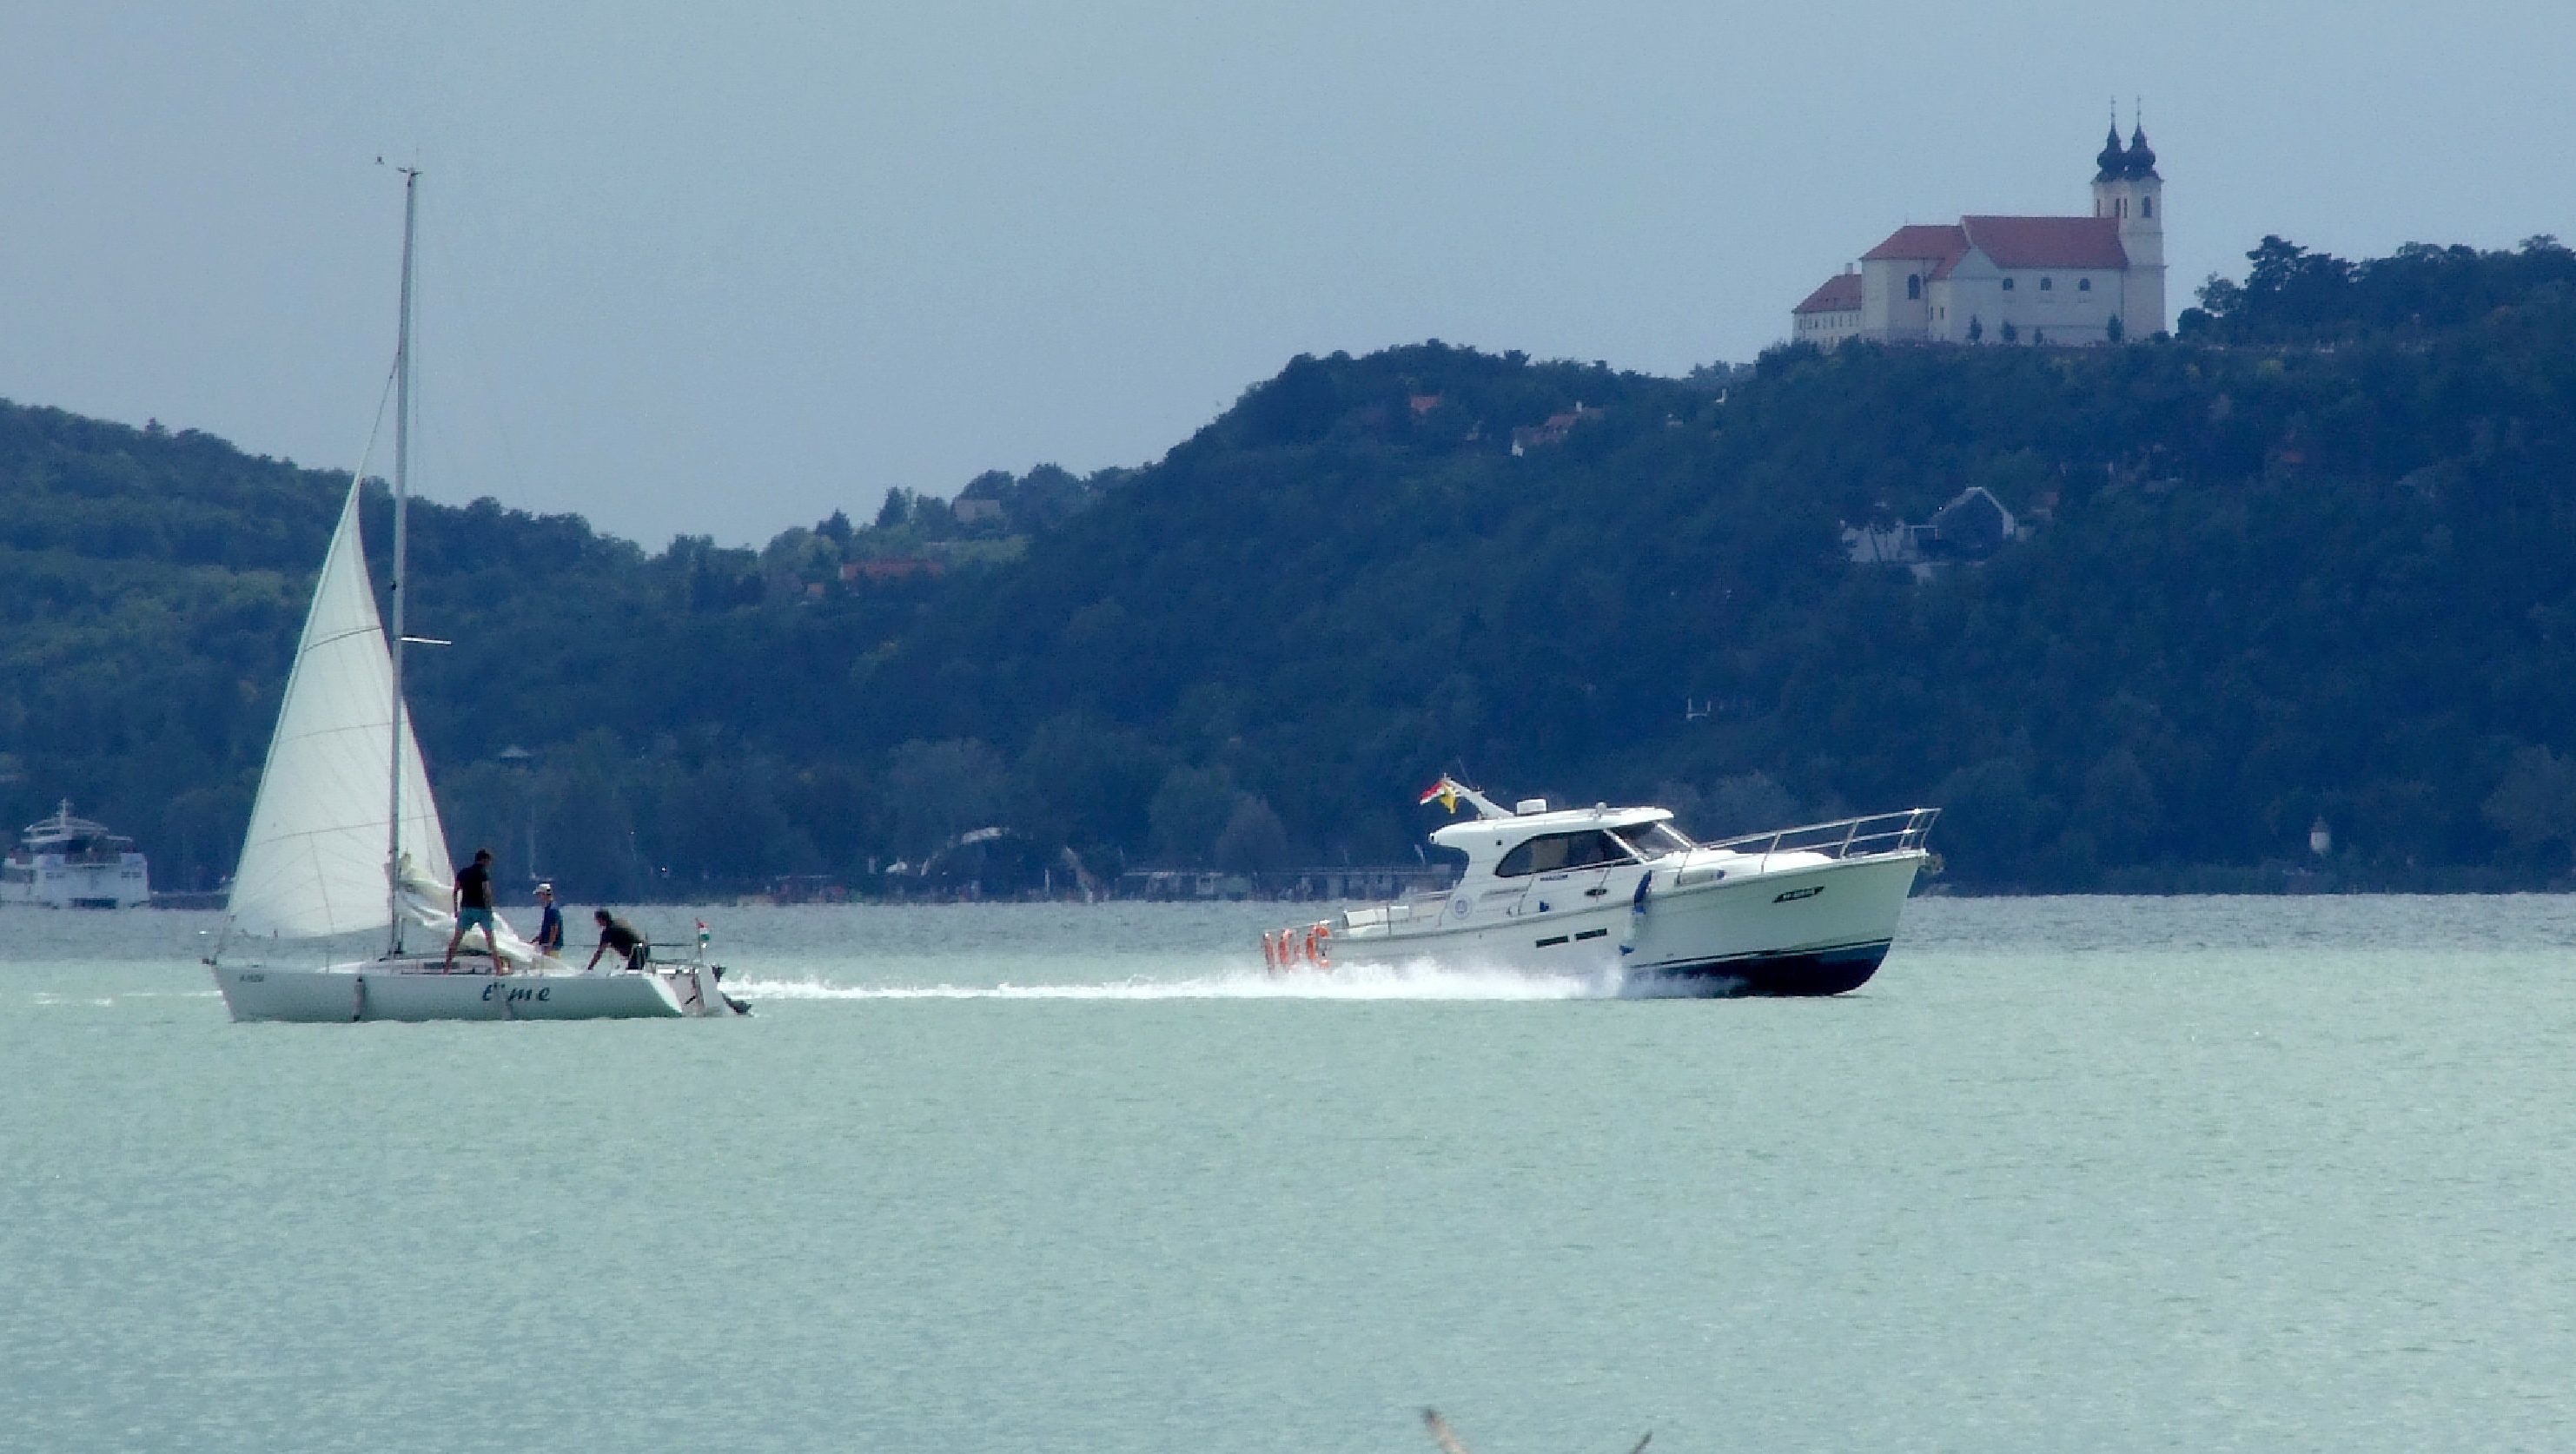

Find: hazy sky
2;2;2566;547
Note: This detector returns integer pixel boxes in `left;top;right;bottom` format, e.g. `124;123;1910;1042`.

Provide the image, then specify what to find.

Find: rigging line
348;345;402;505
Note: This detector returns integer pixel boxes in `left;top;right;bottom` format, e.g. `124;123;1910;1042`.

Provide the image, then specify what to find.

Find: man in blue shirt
533;882;566;958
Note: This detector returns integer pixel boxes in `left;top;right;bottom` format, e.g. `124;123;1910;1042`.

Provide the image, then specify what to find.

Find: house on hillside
1510;403;1605;454
1928;485;2017;554
1841;486;2023;580
953;473;1008;525
1790;117;2167;347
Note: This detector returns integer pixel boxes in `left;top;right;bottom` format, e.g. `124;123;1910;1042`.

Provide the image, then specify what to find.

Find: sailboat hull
212;958;742;1022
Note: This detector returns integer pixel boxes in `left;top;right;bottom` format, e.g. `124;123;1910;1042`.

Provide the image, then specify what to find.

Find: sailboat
209;169;744;1022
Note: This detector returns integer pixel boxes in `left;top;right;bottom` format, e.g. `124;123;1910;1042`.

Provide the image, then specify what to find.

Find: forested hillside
7;234;2576;895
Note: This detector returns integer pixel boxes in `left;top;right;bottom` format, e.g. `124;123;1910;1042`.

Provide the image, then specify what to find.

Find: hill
7;233;2576;895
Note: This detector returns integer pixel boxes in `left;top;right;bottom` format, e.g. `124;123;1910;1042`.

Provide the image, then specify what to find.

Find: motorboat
2;801;151;909
1270;777;1936;995
208;169;744;1023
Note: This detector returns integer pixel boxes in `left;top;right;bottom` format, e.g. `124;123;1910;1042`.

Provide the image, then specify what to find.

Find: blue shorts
457;906;497;934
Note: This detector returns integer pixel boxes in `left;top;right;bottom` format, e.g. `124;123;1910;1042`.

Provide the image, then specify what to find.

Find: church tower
2091;116;2165;336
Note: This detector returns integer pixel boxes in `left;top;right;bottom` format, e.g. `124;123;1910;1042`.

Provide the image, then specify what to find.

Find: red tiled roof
1959;215;2127;270
1793;273;1864;314
1862;224;1969;264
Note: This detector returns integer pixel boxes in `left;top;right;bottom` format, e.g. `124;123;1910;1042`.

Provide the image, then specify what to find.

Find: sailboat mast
387;167;419;956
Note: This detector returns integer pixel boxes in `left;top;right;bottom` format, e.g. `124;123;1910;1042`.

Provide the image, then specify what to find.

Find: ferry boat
2;802;151;909
1268;777;1936;995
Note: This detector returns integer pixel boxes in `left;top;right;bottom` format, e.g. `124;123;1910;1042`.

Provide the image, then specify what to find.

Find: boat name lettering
1773;885;1824;903
238;973;264;982
1479;888;1521;901
480;983;553;1002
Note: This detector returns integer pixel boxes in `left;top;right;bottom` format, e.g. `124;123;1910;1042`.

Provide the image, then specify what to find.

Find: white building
1792;122;2166;347
1791;270;1864;347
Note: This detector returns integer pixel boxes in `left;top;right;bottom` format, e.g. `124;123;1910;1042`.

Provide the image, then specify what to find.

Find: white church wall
2007;267;2124;344
1944;253;2006;344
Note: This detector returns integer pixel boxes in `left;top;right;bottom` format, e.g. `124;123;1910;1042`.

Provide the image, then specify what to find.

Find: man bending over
587;909;649;974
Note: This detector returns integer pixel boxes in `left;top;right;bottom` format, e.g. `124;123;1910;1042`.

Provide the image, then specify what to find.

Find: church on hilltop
1791;119;2166;347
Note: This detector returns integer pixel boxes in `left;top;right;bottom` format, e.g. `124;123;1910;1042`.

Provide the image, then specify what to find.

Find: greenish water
7;898;2576;1451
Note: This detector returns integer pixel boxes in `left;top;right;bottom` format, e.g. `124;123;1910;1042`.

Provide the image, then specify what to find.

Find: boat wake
30;988;223;1008
729;959;1614;1002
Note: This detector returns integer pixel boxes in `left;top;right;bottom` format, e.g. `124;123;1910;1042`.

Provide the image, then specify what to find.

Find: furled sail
227;481;453;939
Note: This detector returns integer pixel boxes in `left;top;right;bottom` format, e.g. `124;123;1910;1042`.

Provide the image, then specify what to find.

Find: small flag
1417;777;1460;813
695;918;711;949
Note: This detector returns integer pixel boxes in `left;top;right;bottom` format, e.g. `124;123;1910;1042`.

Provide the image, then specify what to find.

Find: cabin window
1612;823;1695;858
1906;274;1921;301
1495;830;1638;877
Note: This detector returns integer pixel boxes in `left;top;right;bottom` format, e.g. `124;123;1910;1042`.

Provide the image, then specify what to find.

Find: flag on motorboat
1418;777;1461;813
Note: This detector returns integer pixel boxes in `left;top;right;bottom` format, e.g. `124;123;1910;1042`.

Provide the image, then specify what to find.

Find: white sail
227;481;453;939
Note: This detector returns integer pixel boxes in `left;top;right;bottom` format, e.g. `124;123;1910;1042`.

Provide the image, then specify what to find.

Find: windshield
1612;822;1693;858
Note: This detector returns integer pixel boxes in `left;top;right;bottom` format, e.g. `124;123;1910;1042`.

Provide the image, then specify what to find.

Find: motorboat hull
1619;939;1891;997
211;956;744;1022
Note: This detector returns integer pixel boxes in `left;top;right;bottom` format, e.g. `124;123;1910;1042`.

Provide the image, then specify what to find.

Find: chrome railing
1699;808;1939;874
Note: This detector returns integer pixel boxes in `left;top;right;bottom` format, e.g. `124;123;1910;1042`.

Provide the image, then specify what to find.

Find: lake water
6;896;2575;1451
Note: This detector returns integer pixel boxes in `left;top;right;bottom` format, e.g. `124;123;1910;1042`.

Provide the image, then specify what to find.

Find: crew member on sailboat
588;910;649;974
443;848;501;973
533;882;565;956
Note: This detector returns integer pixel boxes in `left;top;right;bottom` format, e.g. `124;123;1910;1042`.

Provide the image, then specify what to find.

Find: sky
1;1;2568;548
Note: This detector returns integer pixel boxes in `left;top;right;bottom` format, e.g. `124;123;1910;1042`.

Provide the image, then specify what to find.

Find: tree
1212;794;1291;872
1148;764;1238;863
1999;320;2019;344
884;738;1008;858
1966;315;1983;343
2105;314;2125;344
1697;772;1800;838
2482;745;2576;856
874;486;911;529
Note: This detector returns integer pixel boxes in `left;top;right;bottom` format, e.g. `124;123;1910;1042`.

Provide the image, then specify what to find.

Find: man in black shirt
586;909;650;974
442;848;500;974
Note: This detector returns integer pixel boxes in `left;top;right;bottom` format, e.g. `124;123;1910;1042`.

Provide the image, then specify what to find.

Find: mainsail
227;481;453;939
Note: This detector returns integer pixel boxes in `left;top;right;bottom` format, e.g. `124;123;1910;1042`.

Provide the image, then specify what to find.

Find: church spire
2124;113;2158;178
2095;102;2127;182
